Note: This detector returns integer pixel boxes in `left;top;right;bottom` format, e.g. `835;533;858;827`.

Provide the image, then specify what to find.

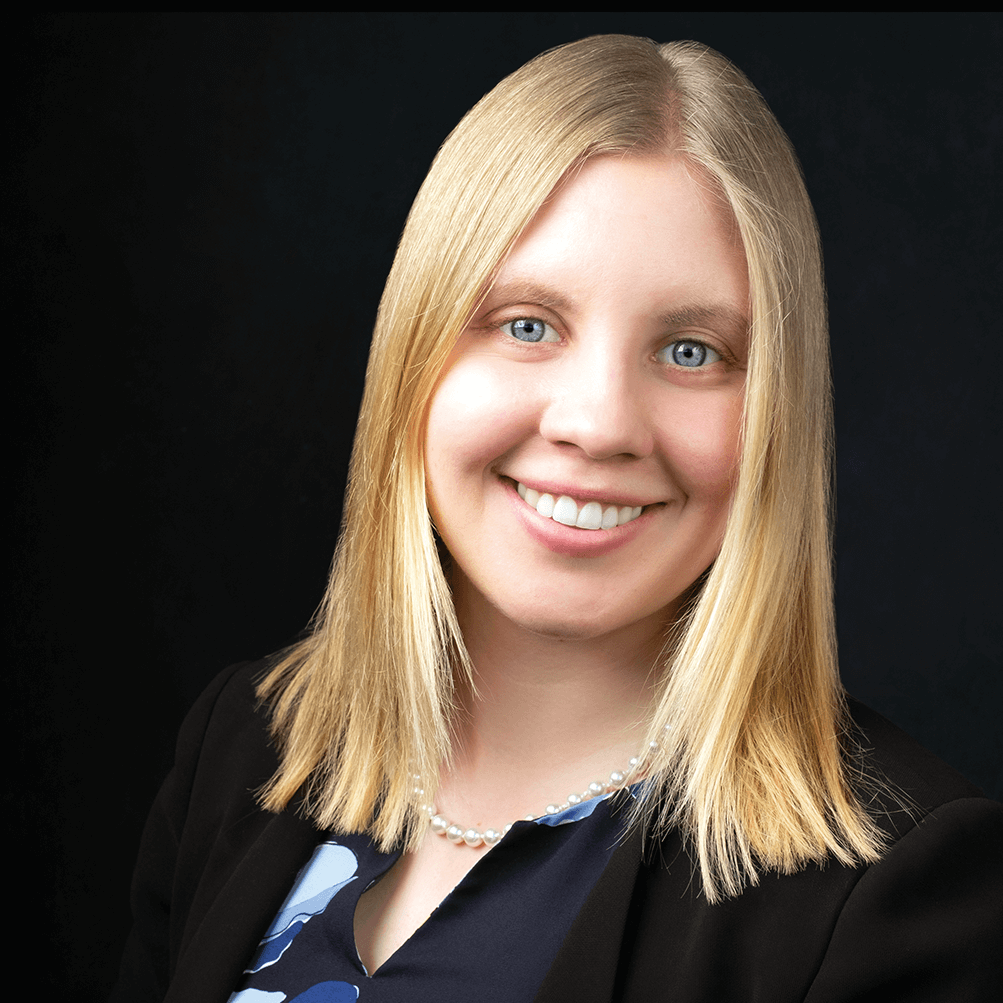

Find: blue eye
659;340;721;368
504;318;558;343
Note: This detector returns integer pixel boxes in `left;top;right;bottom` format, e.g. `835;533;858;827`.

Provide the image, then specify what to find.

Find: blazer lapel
166;807;322;1003
534;823;643;1003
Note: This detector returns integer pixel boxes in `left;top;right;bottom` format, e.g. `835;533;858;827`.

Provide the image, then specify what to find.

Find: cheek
424;357;534;495
657;390;743;501
428;359;500;428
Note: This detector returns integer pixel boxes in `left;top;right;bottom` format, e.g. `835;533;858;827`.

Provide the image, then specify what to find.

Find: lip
504;476;654;509
503;478;654;558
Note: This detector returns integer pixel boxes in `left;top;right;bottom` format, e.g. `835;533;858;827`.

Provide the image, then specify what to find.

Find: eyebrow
658;305;749;342
479;279;574;315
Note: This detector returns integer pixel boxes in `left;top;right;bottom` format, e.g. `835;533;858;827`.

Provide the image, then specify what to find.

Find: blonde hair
258;35;885;901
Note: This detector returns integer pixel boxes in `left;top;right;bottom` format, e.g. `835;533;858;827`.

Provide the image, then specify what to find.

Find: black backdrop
13;13;1001;993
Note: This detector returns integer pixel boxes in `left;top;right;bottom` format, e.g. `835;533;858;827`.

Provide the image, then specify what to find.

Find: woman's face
425;154;749;643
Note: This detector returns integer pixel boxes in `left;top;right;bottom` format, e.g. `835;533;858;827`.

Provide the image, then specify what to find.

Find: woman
113;35;1001;1002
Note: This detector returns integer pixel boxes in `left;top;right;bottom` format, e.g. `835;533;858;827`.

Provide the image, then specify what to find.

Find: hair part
257;35;885;902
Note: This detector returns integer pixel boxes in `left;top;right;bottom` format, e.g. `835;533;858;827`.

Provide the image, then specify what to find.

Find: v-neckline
351;786;639;977
352;818;540;976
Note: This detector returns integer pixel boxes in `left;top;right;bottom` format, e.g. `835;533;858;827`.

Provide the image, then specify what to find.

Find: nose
538;345;654;460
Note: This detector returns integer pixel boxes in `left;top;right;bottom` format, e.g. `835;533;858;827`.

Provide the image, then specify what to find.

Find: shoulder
597;699;1002;1003
142;657;282;876
178;659;270;746
167;659;281;841
844;696;990;831
841;696;1002;920
113;657;284;1003
178;660;276;775
796;699;1003;1000
111;658;314;1003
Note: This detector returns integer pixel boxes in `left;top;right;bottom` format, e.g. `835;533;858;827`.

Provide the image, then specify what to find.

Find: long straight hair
258;35;885;901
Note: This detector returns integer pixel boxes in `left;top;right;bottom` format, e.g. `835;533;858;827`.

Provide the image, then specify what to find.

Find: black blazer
111;662;1003;1002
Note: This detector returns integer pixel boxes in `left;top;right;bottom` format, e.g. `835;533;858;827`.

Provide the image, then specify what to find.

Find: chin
522;616;614;642
495;596;675;645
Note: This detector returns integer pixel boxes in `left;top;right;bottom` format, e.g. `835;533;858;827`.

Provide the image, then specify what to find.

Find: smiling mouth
515;481;644;531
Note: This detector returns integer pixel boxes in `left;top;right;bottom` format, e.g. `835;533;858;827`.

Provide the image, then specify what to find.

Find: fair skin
354;151;749;974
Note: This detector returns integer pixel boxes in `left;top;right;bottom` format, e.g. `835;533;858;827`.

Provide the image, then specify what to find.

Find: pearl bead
423;746;645;849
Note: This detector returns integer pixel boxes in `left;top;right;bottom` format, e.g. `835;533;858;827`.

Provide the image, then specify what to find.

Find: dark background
12;13;1000;993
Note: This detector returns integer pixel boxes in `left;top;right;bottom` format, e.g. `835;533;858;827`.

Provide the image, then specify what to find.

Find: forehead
489;153;748;327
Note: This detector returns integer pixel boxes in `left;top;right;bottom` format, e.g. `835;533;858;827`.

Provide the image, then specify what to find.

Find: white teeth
515;482;643;531
576;501;603;530
553;496;578;526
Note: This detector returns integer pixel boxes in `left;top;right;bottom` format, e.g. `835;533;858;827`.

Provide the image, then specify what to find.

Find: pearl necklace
415;738;661;849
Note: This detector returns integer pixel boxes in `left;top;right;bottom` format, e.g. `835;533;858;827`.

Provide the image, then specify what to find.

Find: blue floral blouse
228;787;636;1002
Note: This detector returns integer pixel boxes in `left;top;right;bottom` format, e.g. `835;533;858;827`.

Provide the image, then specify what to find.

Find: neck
435;572;668;829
